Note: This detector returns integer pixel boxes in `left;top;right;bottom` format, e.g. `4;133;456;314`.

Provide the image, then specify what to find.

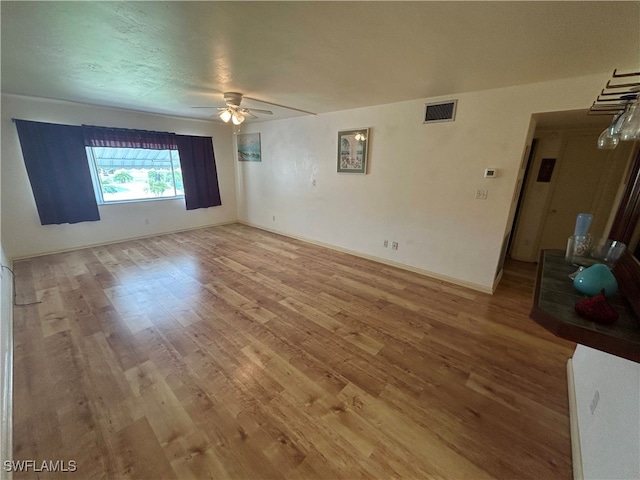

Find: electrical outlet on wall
392;242;399;250
383;240;389;248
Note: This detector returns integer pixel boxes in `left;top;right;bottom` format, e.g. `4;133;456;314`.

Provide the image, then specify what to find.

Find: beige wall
1;94;237;259
236;73;610;291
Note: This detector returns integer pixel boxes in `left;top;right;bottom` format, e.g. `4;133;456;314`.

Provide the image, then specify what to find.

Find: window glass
87;147;183;203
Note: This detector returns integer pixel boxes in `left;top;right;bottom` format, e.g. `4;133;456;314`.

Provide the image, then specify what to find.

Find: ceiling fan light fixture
219;109;232;123
232;111;245;125
197;92;278;123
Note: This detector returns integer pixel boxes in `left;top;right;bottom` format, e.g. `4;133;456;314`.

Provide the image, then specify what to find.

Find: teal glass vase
573;263;618;297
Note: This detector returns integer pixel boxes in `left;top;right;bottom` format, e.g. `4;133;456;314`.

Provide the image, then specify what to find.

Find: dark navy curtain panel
14;120;100;225
14;120;221;222
175;134;222;210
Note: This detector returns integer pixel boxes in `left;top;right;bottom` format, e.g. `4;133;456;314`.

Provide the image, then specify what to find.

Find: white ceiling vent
423;100;457;124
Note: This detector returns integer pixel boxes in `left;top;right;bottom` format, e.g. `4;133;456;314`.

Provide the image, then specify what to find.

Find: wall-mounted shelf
530;250;640;363
588;69;640;117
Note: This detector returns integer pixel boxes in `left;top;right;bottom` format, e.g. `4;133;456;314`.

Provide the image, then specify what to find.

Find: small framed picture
237;133;261;162
337;128;369;174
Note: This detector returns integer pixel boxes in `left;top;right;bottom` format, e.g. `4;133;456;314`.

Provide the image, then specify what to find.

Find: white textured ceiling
1;1;639;124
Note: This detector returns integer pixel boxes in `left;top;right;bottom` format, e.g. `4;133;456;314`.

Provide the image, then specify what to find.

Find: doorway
510;118;634;263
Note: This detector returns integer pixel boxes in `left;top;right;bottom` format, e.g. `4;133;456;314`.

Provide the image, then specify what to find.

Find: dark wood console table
530;249;640;363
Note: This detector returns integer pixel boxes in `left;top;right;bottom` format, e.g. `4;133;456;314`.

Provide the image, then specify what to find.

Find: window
86;147;183;204
15;120;221;224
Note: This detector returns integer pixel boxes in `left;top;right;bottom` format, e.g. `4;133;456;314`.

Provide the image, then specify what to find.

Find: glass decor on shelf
590;69;640;149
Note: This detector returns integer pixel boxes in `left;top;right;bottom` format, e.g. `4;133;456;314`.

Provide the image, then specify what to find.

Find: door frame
609;144;640;252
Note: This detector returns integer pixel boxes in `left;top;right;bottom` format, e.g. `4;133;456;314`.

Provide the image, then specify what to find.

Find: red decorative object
575;290;619;324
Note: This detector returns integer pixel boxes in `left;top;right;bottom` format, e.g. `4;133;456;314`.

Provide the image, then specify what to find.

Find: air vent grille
424;100;457;123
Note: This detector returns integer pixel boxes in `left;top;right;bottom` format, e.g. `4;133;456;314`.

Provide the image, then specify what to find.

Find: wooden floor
12;224;576;479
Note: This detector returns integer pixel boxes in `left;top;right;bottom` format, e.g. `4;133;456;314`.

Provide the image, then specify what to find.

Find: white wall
1;94;237;259
236;73;611;291
571;345;640;479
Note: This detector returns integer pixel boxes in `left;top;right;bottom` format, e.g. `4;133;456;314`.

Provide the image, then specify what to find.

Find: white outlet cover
476;189;488;199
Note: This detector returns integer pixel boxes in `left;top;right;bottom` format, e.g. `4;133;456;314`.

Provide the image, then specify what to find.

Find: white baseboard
492;268;505;292
14;220;496;294
567;359;583;480
11;220;238;261
238;221;494;294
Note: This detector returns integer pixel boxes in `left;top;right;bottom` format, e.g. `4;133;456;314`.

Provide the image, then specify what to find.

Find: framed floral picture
337;128;369;174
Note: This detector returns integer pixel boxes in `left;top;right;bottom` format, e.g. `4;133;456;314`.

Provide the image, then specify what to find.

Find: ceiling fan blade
243;111;258;119
247;108;273;115
191;106;227;109
244;96;316;115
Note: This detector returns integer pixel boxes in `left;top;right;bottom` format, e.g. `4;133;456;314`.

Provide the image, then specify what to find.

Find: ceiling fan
192;92;273;125
192;92;316;124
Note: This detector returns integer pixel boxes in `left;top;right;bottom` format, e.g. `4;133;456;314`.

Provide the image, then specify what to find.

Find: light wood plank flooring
12;224;575;479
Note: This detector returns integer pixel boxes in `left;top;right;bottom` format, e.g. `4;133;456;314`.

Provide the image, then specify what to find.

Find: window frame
86;146;185;205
